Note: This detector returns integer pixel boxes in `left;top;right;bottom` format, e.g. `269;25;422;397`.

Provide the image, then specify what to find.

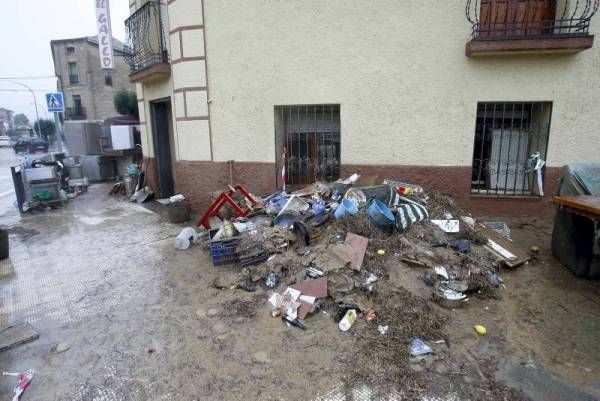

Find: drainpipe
228;160;234;185
201;0;214;161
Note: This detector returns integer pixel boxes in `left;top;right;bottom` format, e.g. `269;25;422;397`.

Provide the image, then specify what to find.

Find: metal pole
30;102;48;119
6;81;41;136
53;112;63;153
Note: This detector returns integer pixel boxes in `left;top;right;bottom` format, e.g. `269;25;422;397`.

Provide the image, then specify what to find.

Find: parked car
0;135;11;147
13;137;49;154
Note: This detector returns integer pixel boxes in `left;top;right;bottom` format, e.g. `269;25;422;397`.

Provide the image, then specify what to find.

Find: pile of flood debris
180;174;529;392
188;175;527;323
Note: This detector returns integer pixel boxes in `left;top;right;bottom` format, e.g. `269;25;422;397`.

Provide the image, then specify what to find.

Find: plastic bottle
338;309;357;331
174;227;198;250
222;220;234;238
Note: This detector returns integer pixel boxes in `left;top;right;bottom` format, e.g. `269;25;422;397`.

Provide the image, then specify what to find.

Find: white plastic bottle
338;309;357;331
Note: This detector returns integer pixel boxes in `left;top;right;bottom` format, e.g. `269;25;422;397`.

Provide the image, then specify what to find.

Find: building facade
50;36;134;121
126;0;600;216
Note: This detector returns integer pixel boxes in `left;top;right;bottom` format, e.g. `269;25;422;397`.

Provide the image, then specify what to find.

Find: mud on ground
1;186;599;401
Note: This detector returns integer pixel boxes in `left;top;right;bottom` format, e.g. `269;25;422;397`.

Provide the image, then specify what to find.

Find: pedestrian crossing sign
46;92;64;113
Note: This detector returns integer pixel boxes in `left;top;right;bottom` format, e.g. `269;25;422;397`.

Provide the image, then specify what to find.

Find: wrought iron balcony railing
65;107;87;120
466;0;599;40
124;1;169;73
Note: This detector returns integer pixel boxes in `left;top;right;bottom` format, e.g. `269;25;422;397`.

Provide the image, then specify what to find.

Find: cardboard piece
328;233;369;271
293;277;328;319
431;219;460;233
293;277;328;298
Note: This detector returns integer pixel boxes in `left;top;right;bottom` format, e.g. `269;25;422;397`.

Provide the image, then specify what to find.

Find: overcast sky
0;0;129;123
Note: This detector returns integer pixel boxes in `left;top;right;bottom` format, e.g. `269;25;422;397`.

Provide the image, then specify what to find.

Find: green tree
113;89;139;118
14;113;29;127
33;119;56;140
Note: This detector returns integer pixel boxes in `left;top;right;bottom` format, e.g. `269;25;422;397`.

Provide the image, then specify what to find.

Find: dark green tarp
554;163;600;196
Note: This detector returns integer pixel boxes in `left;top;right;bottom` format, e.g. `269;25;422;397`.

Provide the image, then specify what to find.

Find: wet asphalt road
0;148;20;222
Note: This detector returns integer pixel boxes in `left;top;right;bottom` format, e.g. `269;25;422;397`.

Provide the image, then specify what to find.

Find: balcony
124;1;170;83
65;107;87;120
465;0;598;57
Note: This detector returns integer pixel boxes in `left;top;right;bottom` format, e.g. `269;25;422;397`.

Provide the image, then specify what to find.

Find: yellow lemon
474;325;487;336
377;249;385;256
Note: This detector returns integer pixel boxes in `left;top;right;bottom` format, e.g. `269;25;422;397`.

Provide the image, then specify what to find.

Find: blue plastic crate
210;239;240;266
209;229;240;266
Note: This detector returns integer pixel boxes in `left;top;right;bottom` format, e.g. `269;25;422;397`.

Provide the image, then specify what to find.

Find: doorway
150;99;175;198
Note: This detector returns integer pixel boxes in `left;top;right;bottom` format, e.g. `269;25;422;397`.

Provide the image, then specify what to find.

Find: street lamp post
4;81;41;136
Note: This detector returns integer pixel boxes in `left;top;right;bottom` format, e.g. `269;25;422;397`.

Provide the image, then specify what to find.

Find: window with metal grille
275;105;341;186
66;46;75;55
471;102;551;196
68;62;79;84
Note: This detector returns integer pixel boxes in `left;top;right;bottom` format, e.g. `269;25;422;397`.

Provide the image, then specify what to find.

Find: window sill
465;35;594;57
469;193;544;200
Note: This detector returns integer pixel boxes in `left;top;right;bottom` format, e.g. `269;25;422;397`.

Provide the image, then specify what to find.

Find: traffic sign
45;92;64;113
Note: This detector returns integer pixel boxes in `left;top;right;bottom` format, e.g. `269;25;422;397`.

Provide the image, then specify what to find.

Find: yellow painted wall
198;0;600;167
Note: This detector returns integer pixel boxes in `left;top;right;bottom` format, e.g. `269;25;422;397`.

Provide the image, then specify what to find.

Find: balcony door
479;0;557;37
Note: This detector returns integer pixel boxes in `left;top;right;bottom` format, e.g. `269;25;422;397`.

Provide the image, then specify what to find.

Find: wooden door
479;0;557;37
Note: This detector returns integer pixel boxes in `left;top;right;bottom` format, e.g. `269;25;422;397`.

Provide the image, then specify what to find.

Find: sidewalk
0;185;599;400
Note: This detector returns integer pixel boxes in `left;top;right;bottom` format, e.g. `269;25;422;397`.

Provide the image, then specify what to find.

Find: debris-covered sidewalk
193;175;518;323
2;183;600;401
178;174;564;399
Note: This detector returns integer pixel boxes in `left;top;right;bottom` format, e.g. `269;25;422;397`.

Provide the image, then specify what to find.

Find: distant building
0;107;14;135
50;36;134;121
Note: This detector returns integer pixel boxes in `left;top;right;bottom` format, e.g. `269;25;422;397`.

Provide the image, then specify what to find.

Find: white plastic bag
174;227;198;250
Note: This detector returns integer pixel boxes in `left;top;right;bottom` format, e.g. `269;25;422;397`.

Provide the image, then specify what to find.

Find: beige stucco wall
199;0;600;167
133;0;212;162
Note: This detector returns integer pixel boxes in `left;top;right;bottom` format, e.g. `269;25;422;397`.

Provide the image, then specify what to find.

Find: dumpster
552;164;600;278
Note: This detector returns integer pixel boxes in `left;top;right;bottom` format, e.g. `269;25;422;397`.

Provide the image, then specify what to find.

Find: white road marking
0;189;15;198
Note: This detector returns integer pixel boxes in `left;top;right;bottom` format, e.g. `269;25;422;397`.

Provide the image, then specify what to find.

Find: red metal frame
197;185;257;229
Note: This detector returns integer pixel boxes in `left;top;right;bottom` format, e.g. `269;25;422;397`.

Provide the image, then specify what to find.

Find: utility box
110;125;138;150
80;155;116;182
64;121;104;156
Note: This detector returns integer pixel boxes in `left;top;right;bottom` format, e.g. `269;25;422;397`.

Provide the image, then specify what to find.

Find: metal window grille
275;105;341;186
471;102;552;196
124;1;170;72
466;0;599;40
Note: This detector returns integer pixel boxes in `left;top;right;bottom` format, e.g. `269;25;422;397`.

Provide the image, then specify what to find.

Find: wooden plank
552;196;600;219
480;225;530;268
0;323;39;352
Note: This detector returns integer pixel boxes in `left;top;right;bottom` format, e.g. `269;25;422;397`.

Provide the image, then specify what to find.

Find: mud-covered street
0;147;599;401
